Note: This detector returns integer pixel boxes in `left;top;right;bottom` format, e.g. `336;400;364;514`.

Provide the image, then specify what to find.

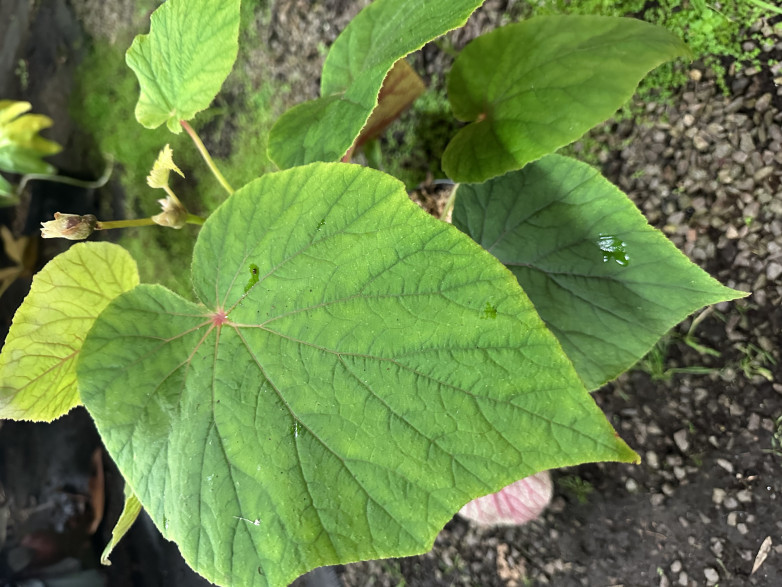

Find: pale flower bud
40;212;97;240
152;195;187;229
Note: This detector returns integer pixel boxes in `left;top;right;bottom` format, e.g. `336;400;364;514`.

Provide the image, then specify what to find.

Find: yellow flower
40;212;97;240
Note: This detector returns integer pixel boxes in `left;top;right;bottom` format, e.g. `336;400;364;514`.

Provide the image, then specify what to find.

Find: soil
1;1;781;587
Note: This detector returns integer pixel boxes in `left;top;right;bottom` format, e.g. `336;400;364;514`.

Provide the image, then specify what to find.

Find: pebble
716;458;734;473
704;567;719;584
673;429;689;453
767;262;782;281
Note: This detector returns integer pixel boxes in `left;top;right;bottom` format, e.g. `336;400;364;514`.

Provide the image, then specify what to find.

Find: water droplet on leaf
597;234;630;266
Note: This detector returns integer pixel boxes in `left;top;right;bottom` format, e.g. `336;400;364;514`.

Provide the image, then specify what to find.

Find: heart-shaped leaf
0;242;139;421
79;162;636;587
452;155;747;389
126;0;240;133
443;16;691;183
268;0;485;169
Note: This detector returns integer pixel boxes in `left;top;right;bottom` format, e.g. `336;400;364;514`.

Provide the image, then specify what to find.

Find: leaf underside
79;162;635;587
267;0;485;169
443;15;692;183
452;155;747;389
0;242;139;421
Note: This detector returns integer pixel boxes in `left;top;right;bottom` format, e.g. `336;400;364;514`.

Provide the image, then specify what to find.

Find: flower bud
152;195;187;229
40;212;97;240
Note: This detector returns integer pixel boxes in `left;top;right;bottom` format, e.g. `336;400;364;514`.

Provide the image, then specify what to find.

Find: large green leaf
268;0;485;169
0;243;139;421
126;0;240;133
452;155;747;389
443;16;691;183
78;162;635;587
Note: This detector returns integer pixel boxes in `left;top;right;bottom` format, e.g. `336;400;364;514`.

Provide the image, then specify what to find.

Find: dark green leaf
443;16;691;182
452;155;746;389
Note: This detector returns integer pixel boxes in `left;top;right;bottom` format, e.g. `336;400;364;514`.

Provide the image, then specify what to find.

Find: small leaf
126;0;241;133
0;100;61;176
443;16;691;182
79;162;636;587
0;242;139;421
146;144;184;189
101;489;142;566
268;0;485;169
452;154;747;389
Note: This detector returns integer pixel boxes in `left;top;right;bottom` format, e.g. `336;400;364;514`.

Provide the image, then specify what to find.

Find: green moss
517;0;771;96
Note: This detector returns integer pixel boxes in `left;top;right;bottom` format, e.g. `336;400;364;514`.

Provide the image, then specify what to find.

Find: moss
517;0;771;96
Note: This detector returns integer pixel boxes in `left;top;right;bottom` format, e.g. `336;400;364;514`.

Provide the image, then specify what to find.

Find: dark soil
1;1;781;587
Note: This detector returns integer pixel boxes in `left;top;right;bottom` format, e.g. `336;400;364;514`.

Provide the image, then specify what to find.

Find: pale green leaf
452;155;747;389
79;162;636;587
126;0;240;133
0;100;31;125
443;16;691;183
268;0;485;169
0;243;139;421
0;100;61;176
147;143;184;189
101;488;142;566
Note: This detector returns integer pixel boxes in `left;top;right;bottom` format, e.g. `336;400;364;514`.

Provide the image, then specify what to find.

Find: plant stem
180;120;234;196
163;185;183;207
97;218;158;230
17;155;115;194
747;0;782;15
440;183;459;221
186;213;206;226
96;214;206;231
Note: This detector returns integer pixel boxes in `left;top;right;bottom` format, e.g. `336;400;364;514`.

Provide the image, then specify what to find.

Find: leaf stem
440;183;459;222
96;218;158;230
17;155;115;194
186;213;206;226
96;214;206;231
180;120;234;196
163;184;183;207
747;0;782;15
